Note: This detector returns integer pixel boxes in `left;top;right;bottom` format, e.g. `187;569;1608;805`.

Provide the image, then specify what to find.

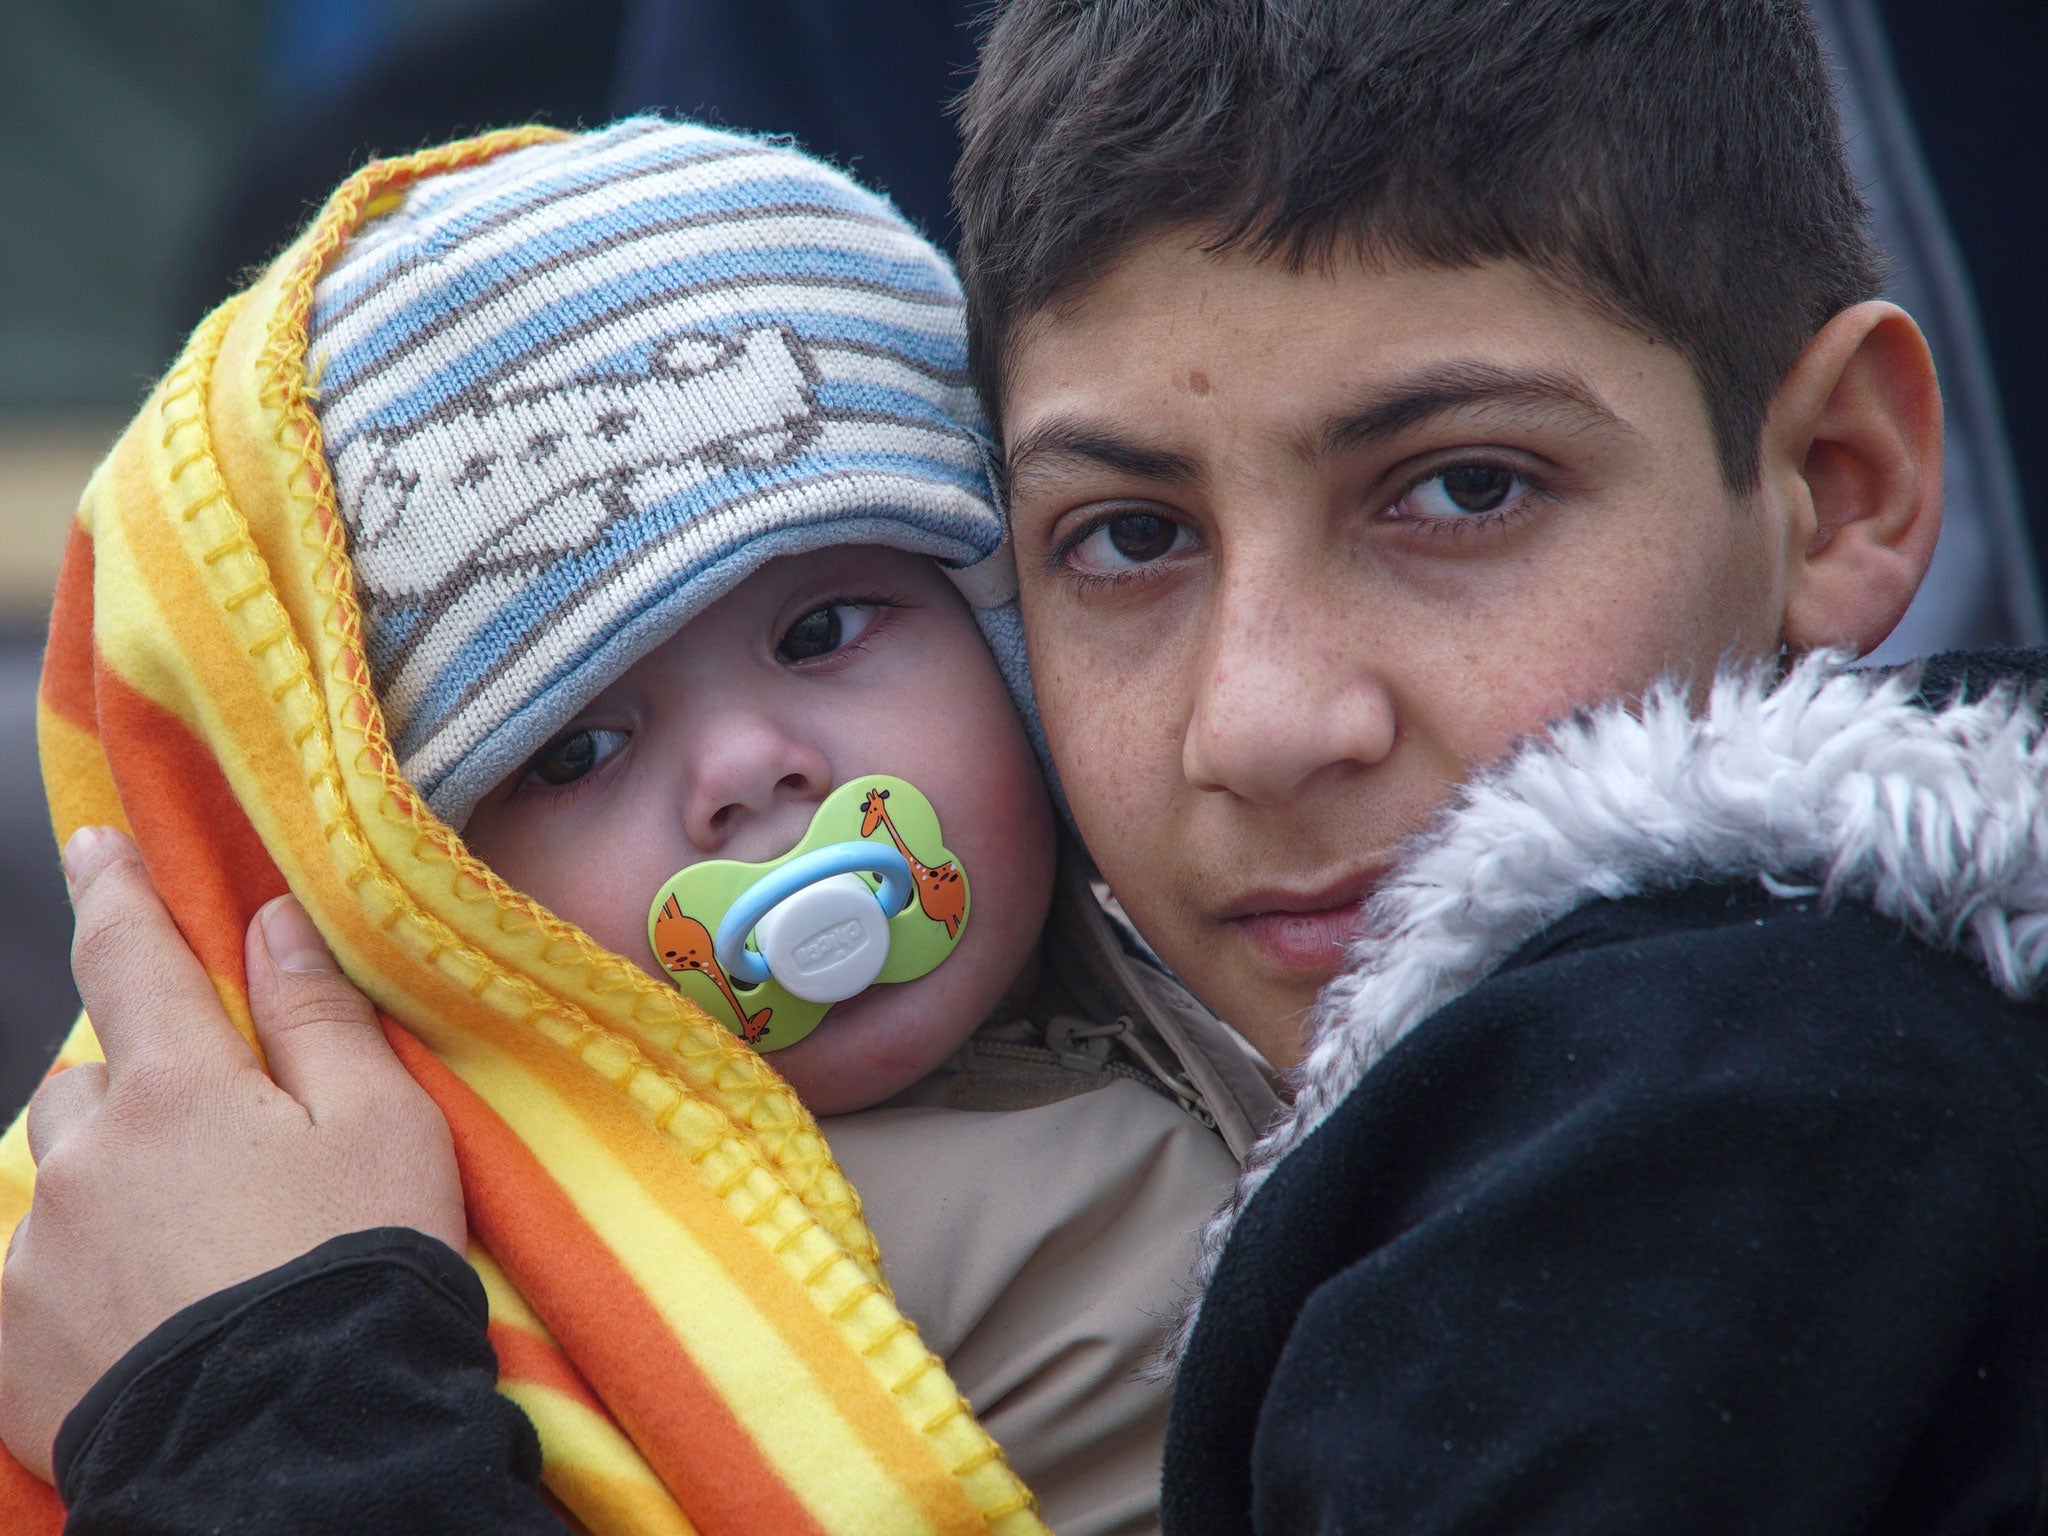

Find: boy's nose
676;712;835;857
1182;568;1396;805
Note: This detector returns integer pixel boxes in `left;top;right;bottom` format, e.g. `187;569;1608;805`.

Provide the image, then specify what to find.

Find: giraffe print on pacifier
647;777;971;1051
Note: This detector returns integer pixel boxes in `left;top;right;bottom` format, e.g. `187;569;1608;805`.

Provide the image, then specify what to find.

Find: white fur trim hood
1168;651;2048;1360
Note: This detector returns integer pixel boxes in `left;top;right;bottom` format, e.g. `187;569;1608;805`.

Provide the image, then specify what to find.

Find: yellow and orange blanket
0;129;1045;1536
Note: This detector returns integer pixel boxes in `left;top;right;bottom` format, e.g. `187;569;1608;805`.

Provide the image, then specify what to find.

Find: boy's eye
1067;511;1195;572
1396;463;1534;520
527;727;627;787
777;601;881;663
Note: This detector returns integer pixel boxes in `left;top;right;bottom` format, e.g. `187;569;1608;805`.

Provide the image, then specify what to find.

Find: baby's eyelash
508;762;598;807
796;590;912;620
516;769;604;806
510;726;630;802
776;591;914;666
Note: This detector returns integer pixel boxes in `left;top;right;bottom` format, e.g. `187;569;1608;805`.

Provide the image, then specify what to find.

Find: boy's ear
1765;300;1943;656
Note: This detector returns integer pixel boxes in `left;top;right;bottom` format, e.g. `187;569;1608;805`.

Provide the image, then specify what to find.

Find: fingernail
60;826;113;888
259;896;335;974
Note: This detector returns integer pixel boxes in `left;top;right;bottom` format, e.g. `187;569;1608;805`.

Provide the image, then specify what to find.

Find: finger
246;896;414;1118
63;827;253;1079
0;1260;61;1485
24;1063;108;1165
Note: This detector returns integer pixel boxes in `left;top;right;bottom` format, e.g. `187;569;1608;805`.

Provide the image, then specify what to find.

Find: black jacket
56;1229;558;1534
57;652;2048;1534
1167;649;2048;1534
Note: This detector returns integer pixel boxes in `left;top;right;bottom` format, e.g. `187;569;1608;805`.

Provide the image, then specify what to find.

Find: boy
954;1;2048;1530
0;119;1273;1534
16;1;2048;1532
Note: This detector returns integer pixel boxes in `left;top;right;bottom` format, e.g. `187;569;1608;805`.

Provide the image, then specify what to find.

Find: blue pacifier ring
714;842;915;987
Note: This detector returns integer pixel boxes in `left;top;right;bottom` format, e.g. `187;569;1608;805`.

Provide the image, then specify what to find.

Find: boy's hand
0;828;466;1482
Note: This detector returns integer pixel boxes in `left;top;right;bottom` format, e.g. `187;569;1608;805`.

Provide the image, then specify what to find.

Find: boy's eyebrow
1314;363;1632;458
1003;420;1204;494
1004;363;1630;494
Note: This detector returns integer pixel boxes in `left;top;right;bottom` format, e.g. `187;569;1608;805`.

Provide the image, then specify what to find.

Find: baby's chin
759;977;979;1117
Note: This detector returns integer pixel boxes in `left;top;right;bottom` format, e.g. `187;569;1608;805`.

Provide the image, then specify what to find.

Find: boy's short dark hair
955;0;1883;488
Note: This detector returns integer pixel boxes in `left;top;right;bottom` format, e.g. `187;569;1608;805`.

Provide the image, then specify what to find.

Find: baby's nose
677;714;834;856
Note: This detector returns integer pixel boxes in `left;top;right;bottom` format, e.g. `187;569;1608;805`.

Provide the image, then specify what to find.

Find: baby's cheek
890;691;1055;1025
873;655;1052;896
467;804;681;978
539;866;659;973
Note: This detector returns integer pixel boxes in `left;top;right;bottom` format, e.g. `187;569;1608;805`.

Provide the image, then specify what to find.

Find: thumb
245;896;409;1119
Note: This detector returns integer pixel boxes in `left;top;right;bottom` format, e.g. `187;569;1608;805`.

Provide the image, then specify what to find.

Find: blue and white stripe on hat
308;118;1024;827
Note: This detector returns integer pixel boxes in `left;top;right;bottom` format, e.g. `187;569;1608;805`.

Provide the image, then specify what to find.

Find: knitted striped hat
309;118;1029;828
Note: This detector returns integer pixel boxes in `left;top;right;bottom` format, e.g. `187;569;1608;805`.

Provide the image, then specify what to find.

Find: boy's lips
1221;869;1388;974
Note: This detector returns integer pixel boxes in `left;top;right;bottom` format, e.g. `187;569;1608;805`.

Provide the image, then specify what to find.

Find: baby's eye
1066;511;1195;573
526;727;628;788
1394;463;1536;520
777;602;880;663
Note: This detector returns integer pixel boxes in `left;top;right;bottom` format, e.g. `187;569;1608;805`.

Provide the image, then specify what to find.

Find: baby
465;540;1049;1113
299;118;1271;1533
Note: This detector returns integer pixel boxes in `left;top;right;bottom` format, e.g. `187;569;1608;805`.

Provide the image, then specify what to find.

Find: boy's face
462;546;1056;1116
1002;241;1792;1069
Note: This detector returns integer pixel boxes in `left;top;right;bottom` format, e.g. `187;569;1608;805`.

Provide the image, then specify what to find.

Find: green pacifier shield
647;776;969;1052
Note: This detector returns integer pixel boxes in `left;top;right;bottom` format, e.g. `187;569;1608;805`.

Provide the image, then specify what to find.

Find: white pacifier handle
714;843;915;1004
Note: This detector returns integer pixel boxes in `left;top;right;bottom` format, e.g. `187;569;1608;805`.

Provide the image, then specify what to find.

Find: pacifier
647;776;970;1051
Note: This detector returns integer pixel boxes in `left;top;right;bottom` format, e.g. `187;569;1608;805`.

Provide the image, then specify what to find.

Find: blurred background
0;0;2042;1119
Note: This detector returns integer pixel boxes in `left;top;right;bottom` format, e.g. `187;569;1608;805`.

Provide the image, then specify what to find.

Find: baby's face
462;546;1057;1115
